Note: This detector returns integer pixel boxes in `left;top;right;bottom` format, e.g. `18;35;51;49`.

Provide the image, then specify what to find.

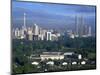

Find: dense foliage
12;36;96;74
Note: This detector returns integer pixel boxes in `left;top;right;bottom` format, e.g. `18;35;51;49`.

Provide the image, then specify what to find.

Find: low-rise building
40;52;64;61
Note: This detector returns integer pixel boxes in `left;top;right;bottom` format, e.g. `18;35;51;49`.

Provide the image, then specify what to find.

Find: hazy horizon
12;1;96;33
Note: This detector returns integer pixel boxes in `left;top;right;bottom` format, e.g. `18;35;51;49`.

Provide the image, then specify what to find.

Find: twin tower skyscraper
13;12;92;41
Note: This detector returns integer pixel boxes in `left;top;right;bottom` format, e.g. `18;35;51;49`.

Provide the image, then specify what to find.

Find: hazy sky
12;0;96;31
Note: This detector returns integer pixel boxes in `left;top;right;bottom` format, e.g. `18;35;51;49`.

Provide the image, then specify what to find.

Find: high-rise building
23;13;27;30
12;28;15;39
20;29;26;39
32;24;39;40
46;31;52;41
38;34;44;40
74;15;79;37
38;28;44;40
51;34;58;41
88;26;92;36
75;15;85;37
14;28;20;39
34;23;39;35
78;16;84;37
84;25;88;35
27;27;33;40
20;13;28;39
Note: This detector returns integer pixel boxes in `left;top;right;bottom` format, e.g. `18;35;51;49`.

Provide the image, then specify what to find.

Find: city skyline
12;1;96;74
12;1;96;33
12;12;93;41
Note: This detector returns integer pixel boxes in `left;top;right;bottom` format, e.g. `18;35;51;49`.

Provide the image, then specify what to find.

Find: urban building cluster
12;13;61;41
12;13;93;41
66;16;92;39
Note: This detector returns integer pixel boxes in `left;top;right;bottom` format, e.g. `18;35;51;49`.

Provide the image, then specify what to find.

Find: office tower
67;30;75;39
75;15;79;37
46;31;52;41
14;28;20;39
20;29;25;39
23;13;26;30
84;25;88;35
20;13;27;39
56;33;61;37
22;13;27;33
12;28;15;39
38;34;44;40
40;34;44;40
88;26;92;36
51;34;58;41
32;24;39;40
40;29;47;40
42;29;47;36
75;15;84;37
78;16;84;37
38;28;44;40
28;34;33;40
27;27;33;40
34;23;39;35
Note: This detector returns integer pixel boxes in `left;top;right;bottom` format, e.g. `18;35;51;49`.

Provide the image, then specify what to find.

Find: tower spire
24;13;26;28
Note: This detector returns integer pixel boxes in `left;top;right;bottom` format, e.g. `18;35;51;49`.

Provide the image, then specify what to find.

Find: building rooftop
41;52;63;55
64;52;74;55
